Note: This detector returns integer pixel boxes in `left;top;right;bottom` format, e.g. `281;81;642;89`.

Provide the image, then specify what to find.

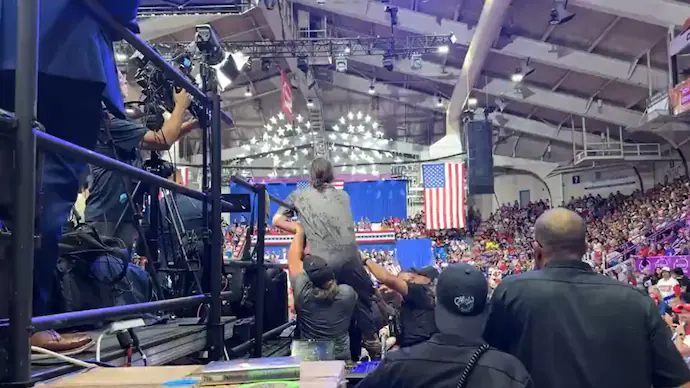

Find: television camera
130;50;205;130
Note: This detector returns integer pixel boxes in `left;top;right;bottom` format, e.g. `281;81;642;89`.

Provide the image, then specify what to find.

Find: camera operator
0;1;139;353
84;71;197;247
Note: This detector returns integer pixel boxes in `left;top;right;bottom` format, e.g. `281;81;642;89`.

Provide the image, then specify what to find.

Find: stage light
467;97;478;108
368;84;376;94
297;56;309;73
510;72;524;83
261;58;272;72
385;5;399;25
306;99;314;108
335;56;348;72
437;45;449;54
382;54;394;71
436;97;444;107
244;87;253;97
410;53;423;70
549;0;575;25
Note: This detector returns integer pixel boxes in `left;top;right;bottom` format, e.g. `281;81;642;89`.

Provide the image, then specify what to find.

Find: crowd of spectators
222;176;690;288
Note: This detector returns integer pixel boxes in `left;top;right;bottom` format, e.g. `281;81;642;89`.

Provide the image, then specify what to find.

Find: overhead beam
322;71;598;146
139;15;227;41
259;9;316;104
348;56;643;128
290;0;667;89
571;0;688;27
446;0;511;136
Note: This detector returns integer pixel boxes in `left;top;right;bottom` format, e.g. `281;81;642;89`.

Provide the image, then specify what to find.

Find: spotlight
368;84;376;95
335;56;348;72
495;97;507;112
244;87;252;97
549;0;575;25
306;99;314;108
410;53;423;70
384;5;399;26
382;54;394;71
261;58;272;72
510;72;524;83
436;97;444;107
437;45;449;54
297;55;309;73
194;24;225;66
467;97;478;108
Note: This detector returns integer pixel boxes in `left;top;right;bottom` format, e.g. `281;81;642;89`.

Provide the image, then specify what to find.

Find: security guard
484;208;690;388
357;263;532;388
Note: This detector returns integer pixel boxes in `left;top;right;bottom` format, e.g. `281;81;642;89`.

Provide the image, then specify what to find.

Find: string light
231;111;400;175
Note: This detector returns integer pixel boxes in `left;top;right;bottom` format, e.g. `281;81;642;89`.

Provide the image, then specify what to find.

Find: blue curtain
230;180;407;225
229;182;296;225
345;180;407;222
395;239;433;270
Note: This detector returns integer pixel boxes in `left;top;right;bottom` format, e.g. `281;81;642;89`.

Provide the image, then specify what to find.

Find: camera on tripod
142;154;175;179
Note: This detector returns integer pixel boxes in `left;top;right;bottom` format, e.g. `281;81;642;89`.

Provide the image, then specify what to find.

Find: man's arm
141;89;193;150
362;254;408;297
272;192;298;233
287;223;305;278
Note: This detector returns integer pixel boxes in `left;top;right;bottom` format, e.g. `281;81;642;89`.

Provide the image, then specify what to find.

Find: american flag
296;181;344;190
422;163;466;230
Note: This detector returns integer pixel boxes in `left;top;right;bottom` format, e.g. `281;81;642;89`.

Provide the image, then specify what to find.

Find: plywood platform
33;317;237;382
39;361;346;388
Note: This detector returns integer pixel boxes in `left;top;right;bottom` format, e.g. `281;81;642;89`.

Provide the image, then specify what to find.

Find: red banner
281;70;293;121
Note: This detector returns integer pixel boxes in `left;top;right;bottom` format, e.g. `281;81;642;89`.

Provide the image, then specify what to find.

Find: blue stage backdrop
230;180;407;224
395;239;433;270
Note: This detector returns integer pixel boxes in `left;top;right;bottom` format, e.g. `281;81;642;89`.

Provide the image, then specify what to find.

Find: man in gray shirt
274;157;380;359
288;223;356;360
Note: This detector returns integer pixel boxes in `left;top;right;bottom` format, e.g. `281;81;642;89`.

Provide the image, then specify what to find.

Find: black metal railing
7;2;296;385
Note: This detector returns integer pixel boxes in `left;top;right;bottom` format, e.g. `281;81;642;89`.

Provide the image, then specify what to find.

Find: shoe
31;330;94;363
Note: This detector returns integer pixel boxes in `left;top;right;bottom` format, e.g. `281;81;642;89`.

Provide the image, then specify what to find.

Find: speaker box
465;120;494;195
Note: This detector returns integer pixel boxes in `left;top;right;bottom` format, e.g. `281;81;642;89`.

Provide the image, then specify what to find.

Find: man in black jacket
357;263;532;388
484;208;690;388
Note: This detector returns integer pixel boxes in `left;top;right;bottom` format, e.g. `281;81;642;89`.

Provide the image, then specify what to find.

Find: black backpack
55;225;131;313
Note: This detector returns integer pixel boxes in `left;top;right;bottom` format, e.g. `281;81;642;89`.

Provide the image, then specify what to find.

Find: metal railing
574;142;663;164
5;2;295;384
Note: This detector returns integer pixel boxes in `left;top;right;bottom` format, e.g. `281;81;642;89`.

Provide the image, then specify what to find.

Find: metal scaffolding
221;35;455;58
4;1;295;385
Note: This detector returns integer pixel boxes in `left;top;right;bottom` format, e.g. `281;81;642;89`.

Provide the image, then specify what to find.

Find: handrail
230;176;296;211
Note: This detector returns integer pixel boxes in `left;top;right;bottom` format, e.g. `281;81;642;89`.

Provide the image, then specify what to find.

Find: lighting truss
137;0;256;16
220;35;454;58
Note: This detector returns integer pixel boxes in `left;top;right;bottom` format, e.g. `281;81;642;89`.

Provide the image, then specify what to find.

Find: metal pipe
207;92;224;361
253;185;267;358
0;292;231;332
227;261;288;269
10;0;40;382
230;176;295;210
79;0;235;127
231;320;296;355
35;130;235;210
646;50;653;98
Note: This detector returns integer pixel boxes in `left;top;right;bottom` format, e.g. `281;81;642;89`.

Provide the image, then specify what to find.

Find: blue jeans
0;71;103;317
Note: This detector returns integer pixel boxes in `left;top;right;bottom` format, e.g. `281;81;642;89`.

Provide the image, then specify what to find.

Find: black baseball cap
303;255;335;287
411;265;440;280
434;263;489;335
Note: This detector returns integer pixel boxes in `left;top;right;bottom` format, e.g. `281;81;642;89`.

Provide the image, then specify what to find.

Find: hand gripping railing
7;1;235;384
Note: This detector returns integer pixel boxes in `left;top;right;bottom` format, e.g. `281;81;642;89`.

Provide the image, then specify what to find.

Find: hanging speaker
465;120;494;195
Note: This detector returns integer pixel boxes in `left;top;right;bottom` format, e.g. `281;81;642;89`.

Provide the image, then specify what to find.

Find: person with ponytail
273;157;382;360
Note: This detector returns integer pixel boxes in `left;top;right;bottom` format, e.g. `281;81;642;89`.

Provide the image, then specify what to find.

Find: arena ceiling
139;0;690;166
